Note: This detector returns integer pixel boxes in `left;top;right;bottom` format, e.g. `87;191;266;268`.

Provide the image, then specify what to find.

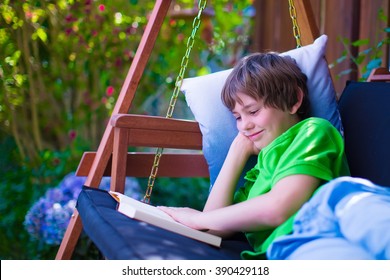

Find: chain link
288;0;302;48
143;0;208;204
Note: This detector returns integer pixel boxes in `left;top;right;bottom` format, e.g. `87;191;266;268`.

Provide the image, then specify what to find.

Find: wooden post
55;0;173;260
294;0;320;46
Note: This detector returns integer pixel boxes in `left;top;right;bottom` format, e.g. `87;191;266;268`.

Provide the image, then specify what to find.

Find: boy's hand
158;206;206;230
231;132;260;156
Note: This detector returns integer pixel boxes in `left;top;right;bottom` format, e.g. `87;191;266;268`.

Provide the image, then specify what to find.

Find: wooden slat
294;0;320;46
126;130;202;150
76;152;209;178
324;0;359;96
111;114;201;132
253;0;296;52
367;67;390;82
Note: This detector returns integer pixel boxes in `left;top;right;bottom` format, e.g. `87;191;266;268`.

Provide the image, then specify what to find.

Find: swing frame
55;0;333;260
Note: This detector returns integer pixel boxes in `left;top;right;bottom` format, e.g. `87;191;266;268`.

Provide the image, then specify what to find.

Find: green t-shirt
233;117;350;259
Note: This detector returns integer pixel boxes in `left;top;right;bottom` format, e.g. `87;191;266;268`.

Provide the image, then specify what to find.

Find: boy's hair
221;52;310;120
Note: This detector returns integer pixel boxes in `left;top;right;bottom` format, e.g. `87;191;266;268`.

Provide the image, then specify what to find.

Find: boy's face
232;92;299;151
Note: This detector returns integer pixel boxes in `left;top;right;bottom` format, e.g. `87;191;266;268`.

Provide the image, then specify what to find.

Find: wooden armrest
367;67;390;82
111;114;200;132
110;114;206;192
111;114;203;150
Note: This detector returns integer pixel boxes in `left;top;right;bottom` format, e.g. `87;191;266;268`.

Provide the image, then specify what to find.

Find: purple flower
58;173;86;201
24;173;142;245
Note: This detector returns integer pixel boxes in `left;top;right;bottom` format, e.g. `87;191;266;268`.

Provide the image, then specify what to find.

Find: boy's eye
249;109;259;115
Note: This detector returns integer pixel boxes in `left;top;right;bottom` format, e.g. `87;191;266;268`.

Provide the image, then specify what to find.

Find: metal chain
288;0;302;48
143;0;208;204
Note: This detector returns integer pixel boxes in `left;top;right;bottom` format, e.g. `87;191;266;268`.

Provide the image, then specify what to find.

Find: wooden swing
56;0;390;260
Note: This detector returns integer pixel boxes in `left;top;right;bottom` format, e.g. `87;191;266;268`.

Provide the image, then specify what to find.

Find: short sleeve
270;119;347;186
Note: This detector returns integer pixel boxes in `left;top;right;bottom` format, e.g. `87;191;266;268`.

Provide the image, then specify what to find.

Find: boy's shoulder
301;117;333;127
265;117;343;155
297;117;339;133
287;117;342;142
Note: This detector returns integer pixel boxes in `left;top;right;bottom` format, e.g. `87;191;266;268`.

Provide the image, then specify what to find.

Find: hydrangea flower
24;173;142;245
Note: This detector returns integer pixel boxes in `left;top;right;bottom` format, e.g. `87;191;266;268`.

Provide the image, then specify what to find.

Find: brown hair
221;52;310;120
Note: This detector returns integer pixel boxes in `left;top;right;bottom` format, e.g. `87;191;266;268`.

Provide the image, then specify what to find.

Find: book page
109;191;222;247
109;191;174;222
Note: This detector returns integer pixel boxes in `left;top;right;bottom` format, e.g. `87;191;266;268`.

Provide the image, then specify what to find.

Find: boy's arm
160;174;320;236
203;133;257;212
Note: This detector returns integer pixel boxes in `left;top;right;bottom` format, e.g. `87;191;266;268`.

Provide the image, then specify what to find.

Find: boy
160;53;350;259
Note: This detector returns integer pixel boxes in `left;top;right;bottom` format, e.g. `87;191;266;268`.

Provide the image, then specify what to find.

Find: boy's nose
240;117;254;131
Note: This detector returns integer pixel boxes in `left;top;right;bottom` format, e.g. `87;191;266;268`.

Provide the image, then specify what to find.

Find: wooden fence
251;0;390;96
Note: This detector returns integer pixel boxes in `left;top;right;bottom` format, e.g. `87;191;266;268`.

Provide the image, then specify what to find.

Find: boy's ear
290;88;304;114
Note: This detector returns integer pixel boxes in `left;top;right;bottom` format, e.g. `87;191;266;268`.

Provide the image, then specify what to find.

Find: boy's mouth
247;130;264;141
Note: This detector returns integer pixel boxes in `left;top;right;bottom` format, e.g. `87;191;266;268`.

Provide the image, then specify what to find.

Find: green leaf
336;55;347;64
36;27;47;42
340;37;350;45
337;68;353;78
376;41;384;48
367;58;382;69
361;47;373;55
355;54;366;65
197;66;211;76
14;74;25;87
352;38;369;47
378;8;388;22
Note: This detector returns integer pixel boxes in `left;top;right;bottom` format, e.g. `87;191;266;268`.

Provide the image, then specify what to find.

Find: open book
109;191;222;247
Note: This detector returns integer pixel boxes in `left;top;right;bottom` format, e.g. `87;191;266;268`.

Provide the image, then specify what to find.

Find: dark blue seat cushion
338;81;390;187
77;186;252;259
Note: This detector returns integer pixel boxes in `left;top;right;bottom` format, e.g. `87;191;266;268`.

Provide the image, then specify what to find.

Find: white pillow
181;35;342;187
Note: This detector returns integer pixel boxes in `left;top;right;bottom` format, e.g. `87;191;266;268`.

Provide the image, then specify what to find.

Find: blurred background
0;0;389;259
